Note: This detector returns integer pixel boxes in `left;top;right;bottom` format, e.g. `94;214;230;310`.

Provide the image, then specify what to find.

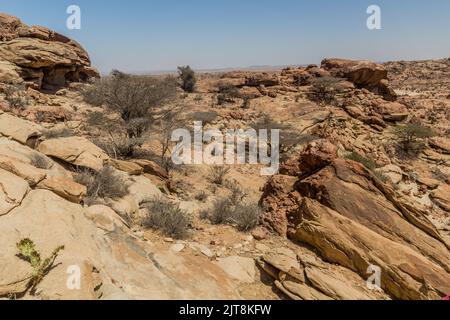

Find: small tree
178;66;196;93
308;76;345;105
394;124;435;157
82;71;177;139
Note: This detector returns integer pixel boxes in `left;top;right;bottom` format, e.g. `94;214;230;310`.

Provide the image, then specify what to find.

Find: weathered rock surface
37;137;109;171
0;190;243;299
0;13;99;90
260;141;450;300
0;112;42;144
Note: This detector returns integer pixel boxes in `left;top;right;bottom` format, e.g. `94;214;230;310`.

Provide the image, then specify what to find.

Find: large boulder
0;13;99;90
37;137;109;171
321;58;388;87
0;113;42;144
260;141;450;300
0;190;243;299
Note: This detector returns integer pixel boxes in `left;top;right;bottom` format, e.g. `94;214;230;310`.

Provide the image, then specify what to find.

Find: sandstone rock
216;256;256;283
429;137;450;155
0;58;22;84
430;184;450;212
110;159;143;175
245;73;279;87
131;159;168;179
297;139;338;176
0;190;242;299
0;168;29;216
378;164;404;184
0;13;99;90
291;198;449;300
0;113;42;144
0;154;46;186
321;58;388;87
85;205;129;232
377;102;409;122
37;137;108;171
37;176;86;203
261;144;450;299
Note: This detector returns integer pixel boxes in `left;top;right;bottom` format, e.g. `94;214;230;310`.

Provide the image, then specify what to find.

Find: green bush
345;152;376;170
394;124;435;157
16;238;64;294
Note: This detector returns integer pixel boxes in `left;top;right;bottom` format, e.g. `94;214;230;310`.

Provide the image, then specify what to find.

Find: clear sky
1;0;449;73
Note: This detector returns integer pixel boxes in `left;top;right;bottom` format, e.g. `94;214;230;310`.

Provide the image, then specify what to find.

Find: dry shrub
3;84;30;110
208;166;230;185
142;197;192;239
201;180;261;231
74;165;129;203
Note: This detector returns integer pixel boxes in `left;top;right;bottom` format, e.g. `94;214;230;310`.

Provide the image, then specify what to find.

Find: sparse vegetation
3;84;30;110
208;166;230;185
74;165;129;204
394;124;435;157
82;71;177;139
190;111;218;125
308;76;345;105
217;84;240;105
142;197;192;239
29;153;51;170
345;152;376;170
252;114;318;154
42;127;74;139
16;238;64;294
178;65;196;93
201;180;261;231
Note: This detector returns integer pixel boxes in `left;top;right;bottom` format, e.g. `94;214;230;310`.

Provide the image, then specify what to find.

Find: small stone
164;237;174;243
170;243;185;253
251;228;268;241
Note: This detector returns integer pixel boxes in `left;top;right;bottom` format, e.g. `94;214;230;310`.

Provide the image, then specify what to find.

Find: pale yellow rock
0;113;42;144
216;256;256;283
0;154;46;186
0;168;29;216
37;176;86;203
37;136;108;171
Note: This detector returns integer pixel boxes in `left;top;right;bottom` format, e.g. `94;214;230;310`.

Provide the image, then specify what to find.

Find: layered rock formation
260;140;450;300
0;13;99;90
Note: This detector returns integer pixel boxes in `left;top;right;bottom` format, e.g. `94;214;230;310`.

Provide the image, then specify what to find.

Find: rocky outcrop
37;137;109;171
0;13;99;90
260;140;450;300
321;58;397;101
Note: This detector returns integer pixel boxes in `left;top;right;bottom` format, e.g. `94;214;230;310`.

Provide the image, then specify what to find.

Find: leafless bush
202;198;261;231
201;180;261;231
82;71;177;138
142;197;192;239
74;165;129;203
3;84;30;110
208;166;230;185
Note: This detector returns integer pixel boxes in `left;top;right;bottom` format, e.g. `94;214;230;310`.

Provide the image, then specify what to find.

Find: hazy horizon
2;0;450;74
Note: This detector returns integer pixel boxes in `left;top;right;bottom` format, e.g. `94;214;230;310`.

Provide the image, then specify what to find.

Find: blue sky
1;0;449;73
